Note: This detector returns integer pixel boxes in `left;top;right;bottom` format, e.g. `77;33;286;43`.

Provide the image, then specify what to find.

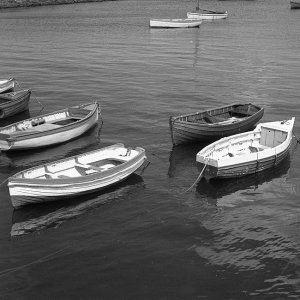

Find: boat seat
74;162;104;172
249;145;269;153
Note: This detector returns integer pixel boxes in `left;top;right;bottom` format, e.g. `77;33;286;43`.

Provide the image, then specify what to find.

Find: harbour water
0;0;299;298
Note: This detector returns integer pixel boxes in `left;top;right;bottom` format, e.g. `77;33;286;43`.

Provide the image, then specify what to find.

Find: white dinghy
196;118;295;179
8;143;147;209
150;18;202;28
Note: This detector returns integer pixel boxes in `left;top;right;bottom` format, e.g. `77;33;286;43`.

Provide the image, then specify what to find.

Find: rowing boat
196;118;295;179
0;101;101;151
150;18;202;28
290;0;300;9
0;90;31;119
8;143;147;209
169;103;264;145
0;78;15;94
187;0;228;20
187;10;228;20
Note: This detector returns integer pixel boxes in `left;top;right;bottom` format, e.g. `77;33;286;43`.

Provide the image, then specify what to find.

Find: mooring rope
185;158;209;193
293;131;300;143
15;80;45;112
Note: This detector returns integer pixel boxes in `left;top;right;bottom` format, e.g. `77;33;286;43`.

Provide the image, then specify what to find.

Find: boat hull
187;11;228;20
0;78;15;94
291;1;300;9
150;19;202;28
0;102;100;151
0;90;31;119
8;145;147;208
169;103;264;145
196;118;295;179
199;144;291;179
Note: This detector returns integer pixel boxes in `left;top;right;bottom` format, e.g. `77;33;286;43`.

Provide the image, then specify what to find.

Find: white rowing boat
196;118;295;179
0;102;101;151
150;18;202;28
8;143;147;209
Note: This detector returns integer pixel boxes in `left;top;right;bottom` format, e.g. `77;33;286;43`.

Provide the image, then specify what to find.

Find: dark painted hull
0;90;31;119
291;1;300;9
169;103;264;145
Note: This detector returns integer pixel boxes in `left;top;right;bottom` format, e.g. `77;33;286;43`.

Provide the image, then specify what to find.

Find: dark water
0;0;300;298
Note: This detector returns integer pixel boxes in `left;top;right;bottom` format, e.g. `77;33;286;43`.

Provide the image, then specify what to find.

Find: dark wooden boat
0;101;100;151
169;103;264;145
196;118;295;179
0;78;15;94
0;90;31;119
290;0;300;9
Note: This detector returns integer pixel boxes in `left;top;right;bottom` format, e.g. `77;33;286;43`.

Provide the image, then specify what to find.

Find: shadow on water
10;174;144;237
168;142;209;178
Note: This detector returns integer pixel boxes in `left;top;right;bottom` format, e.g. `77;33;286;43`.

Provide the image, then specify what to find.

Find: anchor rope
15;80;45;112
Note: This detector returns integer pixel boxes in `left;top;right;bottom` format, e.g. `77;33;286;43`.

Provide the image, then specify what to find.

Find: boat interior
17;147;135;179
181;104;260;124
0;106;93;136
210;126;288;159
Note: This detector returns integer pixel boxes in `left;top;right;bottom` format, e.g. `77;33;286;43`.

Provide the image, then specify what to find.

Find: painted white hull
0;102;100;151
150;19;202;28
187;11;228;20
196;118;295;179
0;78;15;93
8;144;147;208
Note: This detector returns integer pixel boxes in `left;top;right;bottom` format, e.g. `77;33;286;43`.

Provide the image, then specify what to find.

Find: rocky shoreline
0;0;110;9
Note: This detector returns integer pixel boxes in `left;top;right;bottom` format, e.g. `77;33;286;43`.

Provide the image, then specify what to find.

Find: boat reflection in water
168;142;208;178
11;174;144;237
168;141;292;207
195;153;291;207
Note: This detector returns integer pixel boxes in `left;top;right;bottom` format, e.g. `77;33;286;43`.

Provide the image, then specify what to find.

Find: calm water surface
0;0;299;299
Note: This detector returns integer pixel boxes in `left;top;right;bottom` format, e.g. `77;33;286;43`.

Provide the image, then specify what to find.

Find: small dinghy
196;118;295;179
290;0;300;9
0;78;15;94
0;102;101;151
187;0;228;20
187;10;228;20
8;143;147;209
169;103;264;145
150;18;202;28
0;90;31;119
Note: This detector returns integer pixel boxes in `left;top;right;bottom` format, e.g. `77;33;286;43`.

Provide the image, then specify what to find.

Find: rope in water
293;131;300;143
185;158;209;193
15;80;45;112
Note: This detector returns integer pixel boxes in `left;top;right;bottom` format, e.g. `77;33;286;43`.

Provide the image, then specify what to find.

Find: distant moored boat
290;0;300;9
150;18;202;28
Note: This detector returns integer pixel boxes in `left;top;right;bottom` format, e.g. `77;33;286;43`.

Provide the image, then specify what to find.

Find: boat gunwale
8;144;146;185
0;101;100;142
0;90;31;106
170;103;263;124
